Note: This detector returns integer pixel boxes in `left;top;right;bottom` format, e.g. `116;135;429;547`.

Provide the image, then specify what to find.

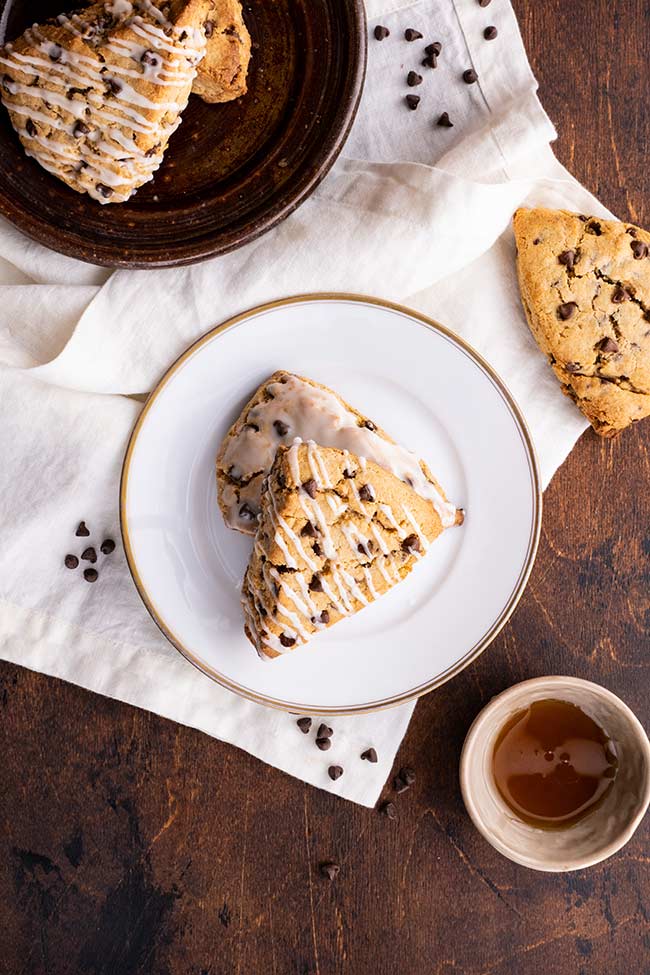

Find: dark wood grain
2;1;650;972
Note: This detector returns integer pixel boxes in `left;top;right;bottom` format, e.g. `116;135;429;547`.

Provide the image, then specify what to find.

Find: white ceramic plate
121;295;541;715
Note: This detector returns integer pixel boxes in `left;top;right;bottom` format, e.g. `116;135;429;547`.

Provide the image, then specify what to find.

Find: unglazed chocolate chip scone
514;207;650;437
242;442;451;659
193;0;250;103
217;371;463;533
0;0;214;203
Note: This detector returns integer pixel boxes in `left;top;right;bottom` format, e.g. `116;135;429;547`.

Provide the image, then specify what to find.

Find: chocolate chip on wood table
317;724;333;739
328;766;344;781
296;717;312;734
83;568;98;583
463;69;478;84
400;767;416;786
316;737;332;751
302;479;317;498
75;521;90;537
100;539;116;555
81;547;97;564
437;112;454;127
558;302;578;320
319;861;340;880
405;94;421;111
394;776;411;794
361;747;378;763
478;0;492;5
407;71;423;87
374;25;390;40
483;26;498;40
64;554;79;570
380;801;397;820
404;28;422;41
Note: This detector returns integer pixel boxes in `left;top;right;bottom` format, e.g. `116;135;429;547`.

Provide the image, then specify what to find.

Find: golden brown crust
192;0;250;103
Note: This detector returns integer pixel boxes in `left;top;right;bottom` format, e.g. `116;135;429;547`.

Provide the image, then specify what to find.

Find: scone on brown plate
242;442;451;660
217;370;463;534
193;0;250;103
0;0;213;203
514;206;650;437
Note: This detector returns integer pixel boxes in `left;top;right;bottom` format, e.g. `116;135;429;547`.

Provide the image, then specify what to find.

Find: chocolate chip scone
193;0;250;103
514;207;650;437
217;370;463;534
242;442;448;660
0;0;213;204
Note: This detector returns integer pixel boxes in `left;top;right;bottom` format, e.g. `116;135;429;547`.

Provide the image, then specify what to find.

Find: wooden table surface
2;2;650;973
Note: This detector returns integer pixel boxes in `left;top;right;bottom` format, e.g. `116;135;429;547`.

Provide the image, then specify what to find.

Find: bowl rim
460;675;650;872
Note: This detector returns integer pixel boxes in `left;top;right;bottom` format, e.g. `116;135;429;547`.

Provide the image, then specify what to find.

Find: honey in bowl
492;698;618;829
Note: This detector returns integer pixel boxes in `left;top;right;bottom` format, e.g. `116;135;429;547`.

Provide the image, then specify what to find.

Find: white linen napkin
0;0;612;806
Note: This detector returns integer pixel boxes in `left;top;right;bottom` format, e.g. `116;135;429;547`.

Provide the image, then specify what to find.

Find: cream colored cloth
0;0;610;805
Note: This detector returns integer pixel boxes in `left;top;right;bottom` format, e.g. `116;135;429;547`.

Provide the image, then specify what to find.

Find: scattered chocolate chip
344;469;356;479
358;542;368;555
558;249;576;269
318;724;333;739
309;574;323;593
402;534;421;554
25;119;37;137
407;71;423;87
312;543;323;557
319;861;340;880
422;54;437;69
64;555;79;570
425;42;442;56
302;479;317;499
565;362;581;374
380;801;397;820
316;737;332;751
483;26;498;40
73;121;90;138
75;521;90;537
318;610;330;625
239;503;257;522
400;767;416;786
280;633;296;648
578;214;588;222
478;0;492;6
328;766;344;781
612;285;631;303
631;240;648;259
374;25;390;40
361;747;378;763
81;547;97;564
463;69;478;84
394;775;411;794
358;485;374;502
301;521;316;537
533;238;541;245
405;94;421;110
598;337;619;353
404;28;423;41
437;112;453;127
273;419;289;436
297;716;312;734
83;568;98;583
204;19;214;37
96;184;113;199
558;302;578;320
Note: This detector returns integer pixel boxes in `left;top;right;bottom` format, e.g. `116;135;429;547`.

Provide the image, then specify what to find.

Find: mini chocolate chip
309;574;323;593
273;419;289;436
627;227;638;237
301;521;316;537
106;78;122;95
64;554;79;570
405;94;421;110
402;534;421;554
400;767;416;785
318;724;333;739
585;220;602;235
273;582;280;598
328;766;344;781
358;485;374;502
280;633;296;648
316;737;332;751
1;74;13;93
96;184;113;198
612;285;631;303
404;28;423;41
422;54;437;69
437;112;453;127
357;542;368;555
319;610;330;625
319;861;340;880
297;716;312;734
239;502;257;522
25;119;37;137
344;469;356;479
533;238;541;245
463;68;478;84
83;568;98;583
558;249;576;269
483;26;498;40
558;302;578;320
81;547;97;564
380;801;397;820
361;748;378;763
141;50;159;66
598;337;619;353
478;0;492;6
565;362;581;374
394;775;411;794
75;521;90;537
245;422;259;432
631;240;648;259
276;471;286;489
73;121;90;138
407;71;423;87
313;543;323;557
425;42;442;56
204;20;214;37
374;25;390;40
302;479;317;498
578;214;588;222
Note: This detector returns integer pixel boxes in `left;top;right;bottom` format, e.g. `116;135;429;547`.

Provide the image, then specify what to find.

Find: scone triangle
514;207;650;437
242;441;452;659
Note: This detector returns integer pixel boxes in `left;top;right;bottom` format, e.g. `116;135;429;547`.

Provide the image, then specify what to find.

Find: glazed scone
0;0;213;203
217;370;463;534
242;441;451;659
193;0;250;103
514;207;650;437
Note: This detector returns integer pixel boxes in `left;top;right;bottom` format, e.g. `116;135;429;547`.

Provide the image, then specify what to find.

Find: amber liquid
492;699;618;829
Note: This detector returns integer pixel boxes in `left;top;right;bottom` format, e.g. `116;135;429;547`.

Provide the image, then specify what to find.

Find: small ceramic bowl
460;676;650;872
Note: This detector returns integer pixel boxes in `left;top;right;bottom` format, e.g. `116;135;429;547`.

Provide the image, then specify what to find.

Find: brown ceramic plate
0;0;366;268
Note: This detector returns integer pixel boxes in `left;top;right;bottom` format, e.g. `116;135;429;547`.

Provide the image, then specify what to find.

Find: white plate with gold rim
120;294;541;715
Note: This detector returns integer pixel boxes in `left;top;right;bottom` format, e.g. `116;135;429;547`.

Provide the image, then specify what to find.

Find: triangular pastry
242;441;453;660
0;0;214;203
514;207;650;437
